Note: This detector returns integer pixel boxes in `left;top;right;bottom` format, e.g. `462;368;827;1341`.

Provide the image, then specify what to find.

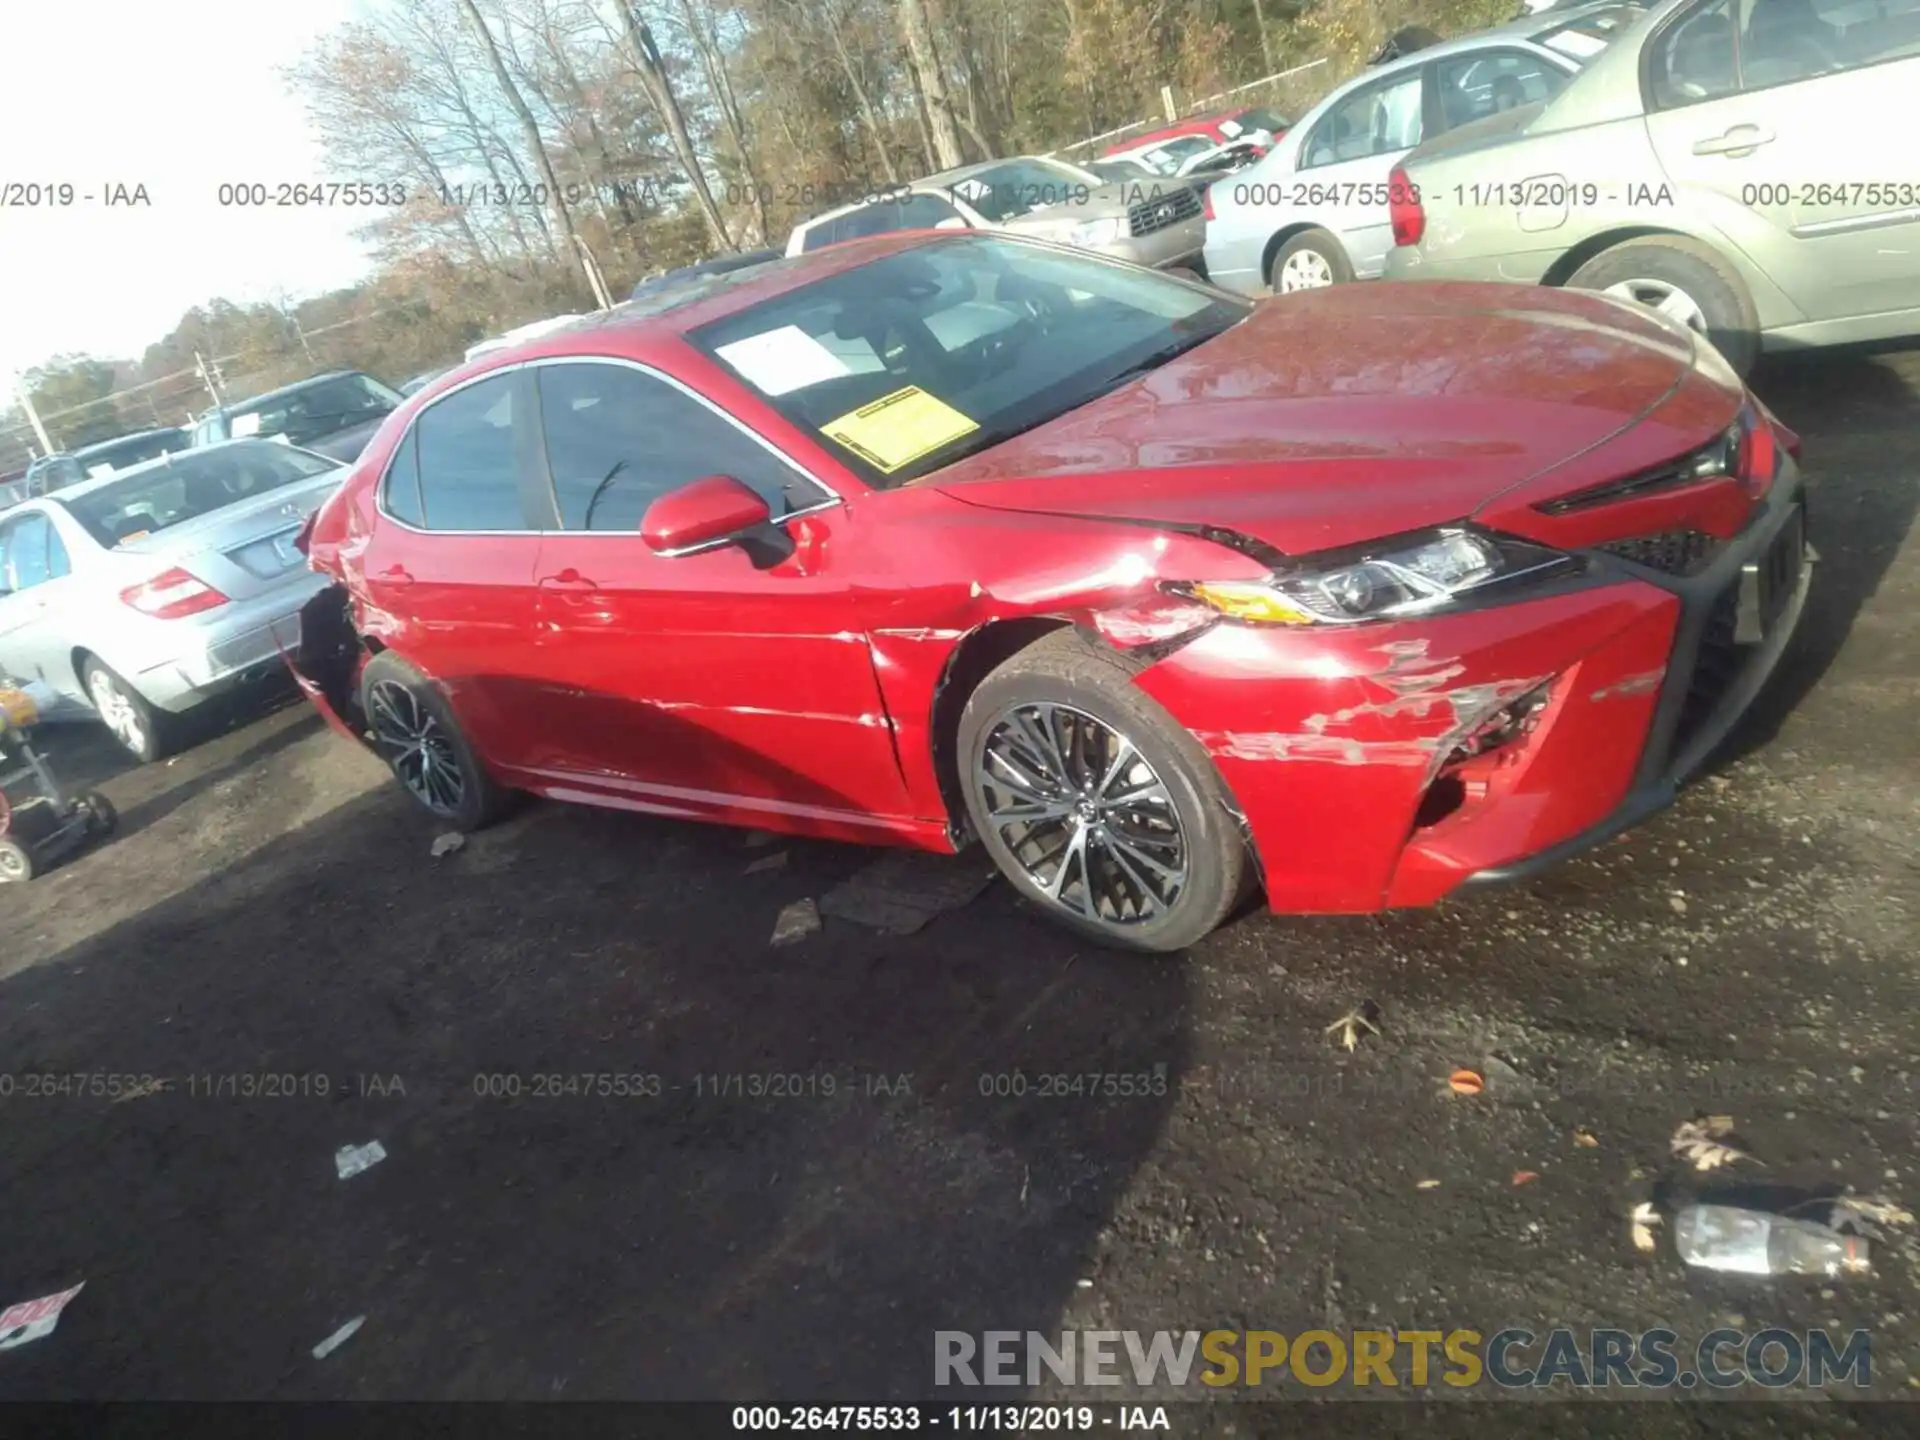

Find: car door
363;369;548;771
0;508;83;703
1294;67;1428;276
523;357;915;829
1643;0;1920;321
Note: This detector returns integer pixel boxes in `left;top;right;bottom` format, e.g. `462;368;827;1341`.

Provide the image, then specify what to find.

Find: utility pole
193;350;226;408
15;387;54;455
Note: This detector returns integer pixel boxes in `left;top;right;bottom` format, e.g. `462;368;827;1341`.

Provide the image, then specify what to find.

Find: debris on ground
110;1077;167;1104
1670;1115;1757;1172
1629;1202;1662;1253
1447;1069;1485;1096
311;1316;365;1360
770;898;822;946
1831;1194;1915;1234
744;851;788;875
1416;1179;1442;1190
818;852;994;936
1573;1129;1600;1148
1512;1170;1540;1187
430;832;466;858
0;1283;84;1351
335;1141;388;1180
1323;1002;1379;1053
1674;1203;1869;1277
1668;893;1688;914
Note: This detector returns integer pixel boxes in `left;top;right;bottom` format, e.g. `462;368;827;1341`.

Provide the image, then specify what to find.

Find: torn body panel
1137;581;1680;913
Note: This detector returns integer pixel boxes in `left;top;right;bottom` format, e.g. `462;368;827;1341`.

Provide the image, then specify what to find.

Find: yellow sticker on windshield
823;386;978;474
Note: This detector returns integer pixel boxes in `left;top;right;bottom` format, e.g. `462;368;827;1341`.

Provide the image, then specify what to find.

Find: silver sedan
0;441;347;761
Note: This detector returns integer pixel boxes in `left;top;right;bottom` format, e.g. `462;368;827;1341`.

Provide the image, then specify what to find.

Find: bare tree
897;0;962;168
619;6;735;250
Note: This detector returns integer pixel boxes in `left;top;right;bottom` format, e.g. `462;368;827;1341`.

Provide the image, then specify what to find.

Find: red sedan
291;232;1812;952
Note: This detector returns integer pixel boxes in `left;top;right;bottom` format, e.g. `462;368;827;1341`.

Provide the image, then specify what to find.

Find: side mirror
640;474;772;554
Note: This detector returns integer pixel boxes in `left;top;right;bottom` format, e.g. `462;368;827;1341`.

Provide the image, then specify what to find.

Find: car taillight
121;567;229;620
1388;165;1424;248
1202;184;1216;221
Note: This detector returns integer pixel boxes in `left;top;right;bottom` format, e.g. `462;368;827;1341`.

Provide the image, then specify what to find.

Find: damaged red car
292;232;1812;952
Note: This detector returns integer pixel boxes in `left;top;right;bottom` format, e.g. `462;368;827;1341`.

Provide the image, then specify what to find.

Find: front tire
1566;236;1758;377
81;657;170;763
1269;229;1353;294
956;632;1248;954
358;651;509;832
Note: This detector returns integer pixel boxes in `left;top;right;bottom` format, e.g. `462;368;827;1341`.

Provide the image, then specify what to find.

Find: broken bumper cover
1135;473;1812;913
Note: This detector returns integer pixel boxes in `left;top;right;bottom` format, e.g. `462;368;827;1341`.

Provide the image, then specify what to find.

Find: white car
1102;133;1272;179
0;441;347;760
1201;2;1644;294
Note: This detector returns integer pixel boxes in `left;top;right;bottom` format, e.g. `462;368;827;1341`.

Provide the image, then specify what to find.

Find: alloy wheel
0;845;27;882
366;679;467;816
976;701;1188;930
1279;249;1335;291
87;669;147;755
1602;278;1708;333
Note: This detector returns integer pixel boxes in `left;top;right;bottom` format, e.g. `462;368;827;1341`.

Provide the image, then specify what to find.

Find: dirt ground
0;343;1916;1428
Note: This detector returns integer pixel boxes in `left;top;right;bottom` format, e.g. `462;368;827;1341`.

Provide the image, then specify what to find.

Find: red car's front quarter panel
1135;581;1680;913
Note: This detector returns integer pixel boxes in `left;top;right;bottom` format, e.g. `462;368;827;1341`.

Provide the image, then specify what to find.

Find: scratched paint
1197;730;1439;767
1590;668;1664;701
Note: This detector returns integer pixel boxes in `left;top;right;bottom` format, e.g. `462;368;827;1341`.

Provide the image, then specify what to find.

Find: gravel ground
0;344;1915;1430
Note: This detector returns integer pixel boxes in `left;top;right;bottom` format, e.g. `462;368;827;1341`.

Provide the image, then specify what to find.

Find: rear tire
956;632;1247;954
1269;229;1353;293
0;838;34;883
358;651;510;832
81;790;118;835
81;657;171;763
1566;236;1758;377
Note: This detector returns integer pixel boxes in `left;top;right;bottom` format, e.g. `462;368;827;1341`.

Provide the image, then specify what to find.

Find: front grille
1127;187;1202;237
1598;530;1720;577
1670;510;1804;757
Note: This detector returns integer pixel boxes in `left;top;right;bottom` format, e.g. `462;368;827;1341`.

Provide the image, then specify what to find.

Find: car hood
927;283;1727;556
1004;178;1197;229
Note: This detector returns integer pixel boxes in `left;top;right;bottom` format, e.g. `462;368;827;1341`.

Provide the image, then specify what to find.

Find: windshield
225;373;402;447
943;159;1096;221
1535;3;1644;58
74;429;189;476
690;235;1248;490
58;441;339;548
1126;135;1216;176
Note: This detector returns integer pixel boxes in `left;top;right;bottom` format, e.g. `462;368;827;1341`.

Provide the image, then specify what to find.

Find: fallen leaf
1416;1179;1441;1190
1833;1195;1914;1230
1323;1006;1379;1053
1573;1129;1600;1148
1511;1170;1540;1187
1448;1069;1484;1096
1671;1115;1756;1172
1630;1202;1662;1253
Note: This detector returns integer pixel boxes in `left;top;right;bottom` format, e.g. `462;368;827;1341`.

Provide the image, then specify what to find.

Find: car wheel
0;838;34;884
358;651;509;832
81;657;170;763
956;632;1249;954
1566;236;1759;377
1269;230;1353;293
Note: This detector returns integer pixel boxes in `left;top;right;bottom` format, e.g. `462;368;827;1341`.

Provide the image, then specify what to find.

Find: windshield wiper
1094;329;1220;392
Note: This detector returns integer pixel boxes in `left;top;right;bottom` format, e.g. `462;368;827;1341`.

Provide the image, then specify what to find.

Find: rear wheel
358;651;509;832
81;658;170;763
1269;229;1353;293
81;790;118;835
956;633;1248;954
0;838;34;884
1566;236;1758;377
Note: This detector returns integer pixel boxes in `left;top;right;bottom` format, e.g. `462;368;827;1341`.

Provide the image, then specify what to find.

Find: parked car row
1207;0;1920;373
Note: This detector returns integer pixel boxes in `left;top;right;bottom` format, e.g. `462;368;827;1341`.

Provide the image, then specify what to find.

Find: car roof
222;370;372;411
72;427;185;456
1349;0;1633;76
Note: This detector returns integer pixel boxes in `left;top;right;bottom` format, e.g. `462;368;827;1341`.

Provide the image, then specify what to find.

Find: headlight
1066;216;1126;248
1179;527;1575;626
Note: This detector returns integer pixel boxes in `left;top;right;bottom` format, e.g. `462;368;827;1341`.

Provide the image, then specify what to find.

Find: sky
0;0;376;392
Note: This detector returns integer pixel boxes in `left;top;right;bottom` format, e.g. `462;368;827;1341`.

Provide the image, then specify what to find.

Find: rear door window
1433;49;1570;131
411;375;527;531
1302;72;1425;167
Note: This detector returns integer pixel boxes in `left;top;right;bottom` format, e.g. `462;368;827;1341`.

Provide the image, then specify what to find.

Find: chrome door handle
1692;125;1774;156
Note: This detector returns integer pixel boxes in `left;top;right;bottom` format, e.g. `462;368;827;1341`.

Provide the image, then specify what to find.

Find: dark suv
192;371;404;462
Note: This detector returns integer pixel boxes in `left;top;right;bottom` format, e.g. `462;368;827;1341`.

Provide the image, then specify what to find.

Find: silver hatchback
0;441;346;761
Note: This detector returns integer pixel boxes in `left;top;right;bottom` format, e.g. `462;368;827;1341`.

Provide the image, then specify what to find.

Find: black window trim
374;355;844;541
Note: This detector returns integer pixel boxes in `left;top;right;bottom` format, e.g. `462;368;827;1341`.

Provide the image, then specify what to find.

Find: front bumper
131;573;333;713
1135;468;1812;913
